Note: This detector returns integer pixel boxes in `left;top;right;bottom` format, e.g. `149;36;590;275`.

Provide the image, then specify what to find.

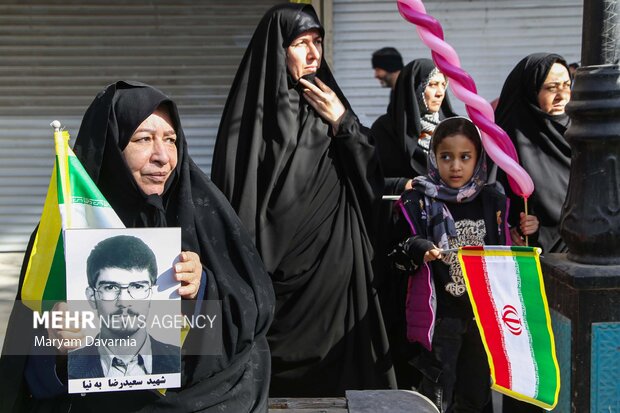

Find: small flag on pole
458;245;560;410
21;122;124;312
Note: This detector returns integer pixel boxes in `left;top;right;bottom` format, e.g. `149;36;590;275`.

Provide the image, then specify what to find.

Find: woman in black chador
0;81;274;412
370;59;456;389
371;58;457;195
496;53;571;413
212;3;396;397
495;53;572;254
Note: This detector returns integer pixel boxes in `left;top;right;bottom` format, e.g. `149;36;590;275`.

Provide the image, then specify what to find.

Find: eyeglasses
94;281;152;301
541;81;571;93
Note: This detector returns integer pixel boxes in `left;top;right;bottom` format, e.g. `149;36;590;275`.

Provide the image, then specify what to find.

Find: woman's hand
519;212;539;236
404;179;413;191
510;212;539;245
299;77;346;134
175;251;202;299
46;302;86;355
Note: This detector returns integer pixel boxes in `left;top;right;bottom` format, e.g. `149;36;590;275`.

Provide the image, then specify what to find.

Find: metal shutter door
333;0;582;126
0;0;279;252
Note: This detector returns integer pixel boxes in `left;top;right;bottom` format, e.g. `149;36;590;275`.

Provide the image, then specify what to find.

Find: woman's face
435;133;478;189
537;62;571;115
424;72;447;113
122;106;178;195
286;29;322;81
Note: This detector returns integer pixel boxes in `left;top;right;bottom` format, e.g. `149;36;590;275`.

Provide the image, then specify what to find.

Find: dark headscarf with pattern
413;117;488;250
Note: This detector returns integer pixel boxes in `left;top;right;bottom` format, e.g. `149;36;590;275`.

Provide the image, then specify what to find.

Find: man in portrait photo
68;234;180;380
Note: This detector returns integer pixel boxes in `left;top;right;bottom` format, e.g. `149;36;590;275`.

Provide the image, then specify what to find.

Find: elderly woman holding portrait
0;81;274;412
212;3;396;397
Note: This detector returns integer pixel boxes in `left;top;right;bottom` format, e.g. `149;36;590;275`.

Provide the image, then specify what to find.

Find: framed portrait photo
63;227;181;393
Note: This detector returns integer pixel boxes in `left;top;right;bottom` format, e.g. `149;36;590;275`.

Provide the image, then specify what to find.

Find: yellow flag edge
157;319;191;395
22;167;62;313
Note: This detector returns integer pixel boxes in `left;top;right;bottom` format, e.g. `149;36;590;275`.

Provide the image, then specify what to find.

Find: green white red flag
21;128;124;312
458;245;560;410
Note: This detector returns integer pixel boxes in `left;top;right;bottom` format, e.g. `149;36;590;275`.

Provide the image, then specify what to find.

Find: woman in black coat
212;3;396;397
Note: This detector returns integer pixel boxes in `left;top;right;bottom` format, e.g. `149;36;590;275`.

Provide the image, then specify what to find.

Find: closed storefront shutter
333;0;582;126
0;0;279;251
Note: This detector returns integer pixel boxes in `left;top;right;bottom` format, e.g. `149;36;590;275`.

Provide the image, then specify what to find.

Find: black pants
414;317;491;413
502;396;542;413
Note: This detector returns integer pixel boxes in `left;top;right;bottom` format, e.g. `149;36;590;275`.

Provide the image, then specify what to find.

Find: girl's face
435;133;478;189
423;72;447;113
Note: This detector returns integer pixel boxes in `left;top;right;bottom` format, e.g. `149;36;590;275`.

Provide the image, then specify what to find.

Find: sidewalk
0;252;24;353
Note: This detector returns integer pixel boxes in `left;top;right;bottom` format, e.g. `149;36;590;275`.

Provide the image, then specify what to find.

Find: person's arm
23;301;86;398
300;77;383;226
389;195;441;271
27;361;64;399
389;235;439;272
384;177;411;196
331;110;383;205
24;347;67;399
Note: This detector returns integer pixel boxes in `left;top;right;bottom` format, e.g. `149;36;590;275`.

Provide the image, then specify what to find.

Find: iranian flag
21;126;124;312
458;245;560;410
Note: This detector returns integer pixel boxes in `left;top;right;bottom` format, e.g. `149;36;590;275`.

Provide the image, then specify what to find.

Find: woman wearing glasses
495;53;572;254
495;53;571;413
1;81;274;412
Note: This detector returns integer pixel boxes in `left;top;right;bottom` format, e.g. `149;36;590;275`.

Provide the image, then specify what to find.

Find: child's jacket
393;183;509;350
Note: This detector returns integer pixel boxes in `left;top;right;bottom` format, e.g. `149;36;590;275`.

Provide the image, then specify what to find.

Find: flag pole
52;120;72;229
441;248;459;254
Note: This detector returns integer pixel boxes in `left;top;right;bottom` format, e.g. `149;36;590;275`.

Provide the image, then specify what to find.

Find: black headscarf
212;3;351;246
371;58;457;194
495;53;571;252
76;83;179;228
1;81;274;412
212;3;395;397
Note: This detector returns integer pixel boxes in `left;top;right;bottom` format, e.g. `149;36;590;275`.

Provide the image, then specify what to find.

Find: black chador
212;3;396;397
0;81;275;412
495;53;571;253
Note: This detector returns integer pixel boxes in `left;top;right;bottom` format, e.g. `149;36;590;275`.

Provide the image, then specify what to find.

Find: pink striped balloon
397;0;534;198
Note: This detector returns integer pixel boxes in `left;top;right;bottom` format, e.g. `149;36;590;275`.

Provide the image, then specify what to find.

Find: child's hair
431;117;482;157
